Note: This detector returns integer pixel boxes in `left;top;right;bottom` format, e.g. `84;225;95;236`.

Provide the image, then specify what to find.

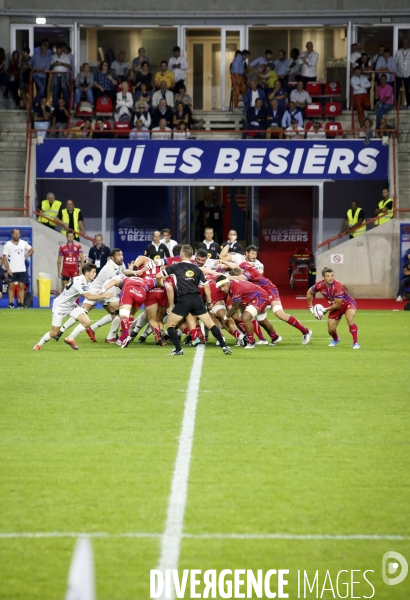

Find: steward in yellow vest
341;202;365;238
38;194;62;228
59;200;85;240
375;189;393;226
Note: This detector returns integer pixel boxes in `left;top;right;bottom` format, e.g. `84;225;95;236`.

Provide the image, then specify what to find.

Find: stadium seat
95;95;114;116
114;121;131;138
75;120;84;128
305;103;323;118
305;81;323;97
75;101;94;117
325;121;343;137
324;81;342;99
324;101;342;118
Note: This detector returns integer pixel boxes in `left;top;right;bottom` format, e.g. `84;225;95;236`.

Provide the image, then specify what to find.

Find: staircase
0;109;27;217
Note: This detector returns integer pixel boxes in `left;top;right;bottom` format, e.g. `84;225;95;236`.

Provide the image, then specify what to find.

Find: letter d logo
382;551;408;585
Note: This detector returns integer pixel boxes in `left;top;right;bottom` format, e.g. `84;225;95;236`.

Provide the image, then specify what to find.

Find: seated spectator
289;80;311;116
132;99;152;129
288;47;301;82
134;60;152;90
52;97;69;138
174;84;192;110
306;121;325;139
33;97;50;139
93;118;113;139
74;63;94;105
151;117;172;139
274;49;290;88
173;101;190;128
285;118;305;139
50;44;71;107
72;117;93;139
6;50;20;108
115;81;133;122
359;117;375;144
19;48;31;109
377;117;394;139
375;74;394;128
154;60;175;90
152;80;174;108
265;98;284;139
134;82;152;107
151;97;173;128
377;48;396;84
110;51;130;82
242;97;266;139
173;121;190;139
93;61;117;103
168;46;188;92
29;42;51;105
281;101;303;129
350;66;371;127
267;80;287;112
129;118;150;140
132;48;150;81
244;79;266;113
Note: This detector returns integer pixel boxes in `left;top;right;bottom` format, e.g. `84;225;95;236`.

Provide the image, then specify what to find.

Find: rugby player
219;243;264;273
57;231;84;289
33;264;113;351
307;267;359;349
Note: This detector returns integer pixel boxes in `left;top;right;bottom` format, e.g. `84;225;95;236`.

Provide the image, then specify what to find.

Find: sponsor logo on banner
117;218;157;242
331;253;344;264
262;218;309;243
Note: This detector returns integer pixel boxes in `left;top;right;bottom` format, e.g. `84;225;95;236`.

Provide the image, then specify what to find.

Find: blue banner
36;139;389;181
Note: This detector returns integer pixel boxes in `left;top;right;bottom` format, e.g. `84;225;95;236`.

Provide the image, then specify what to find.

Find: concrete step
0;140;26;149
0;170;25;187
0;150;26;169
0;187;25;208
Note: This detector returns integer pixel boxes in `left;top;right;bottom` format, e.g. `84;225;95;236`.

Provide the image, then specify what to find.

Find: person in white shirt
350;42;362;69
151;81;174;109
395;38;410;107
160;228;179;256
377;48;396;84
2;228;34;309
350;66;371;126
33;263;114;351
306;121;326;139
151;118;172;139
285;120;305;139
289;81;312;116
298;41;319;85
219;243;264;274
51;44;71;107
168;46;188;92
114;81;133;122
110;51;130;82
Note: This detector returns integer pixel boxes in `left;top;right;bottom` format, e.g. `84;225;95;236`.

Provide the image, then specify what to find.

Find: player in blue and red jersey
307;267;359;349
57;231;84;289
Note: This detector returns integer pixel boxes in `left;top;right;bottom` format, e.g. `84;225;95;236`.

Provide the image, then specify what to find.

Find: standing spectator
267;79;287;112
129;118;150;140
132;100;152;129
288;48;301;82
38;192;62;229
168;46;188;92
265;98;284;139
160;229;178;256
52;97;69;138
396;249;410;302
134;61;152;91
19;48;31;109
154;60;175;90
375;74;394;127
377;48;396;84
243;97;266;139
395;38;410;108
350;42;362;68
230;49;250;110
57;231;84;290
134;82;152;107
274;49;290;88
290;80;311;116
243;79;266;112
351;66;371;126
373;45;385;74
2;228;34;309
206;194;225;244
151;98;173;129
58;199;86;240
5;50;20;107
197;227;221;258
354;52;373;76
263;63;278;92
132;48;150;81
33;97;50;139
341;201;365;238
221;230;243;255
50;44;71;107
250;49;273;70
281;101;303;129
34;38;52;57
298;41;319;85
114;81;133;122
110;51;130;82
374;188;393;226
74;63;94;105
247;63;268;88
285;119;305;139
62;45;75;75
152;80;174;108
29;41;51;105
88;234;110;274
151;118;172;139
144;231;170;259
93;61;117;103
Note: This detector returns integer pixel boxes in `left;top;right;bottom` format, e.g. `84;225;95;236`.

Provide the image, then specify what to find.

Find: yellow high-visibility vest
38;199;62;227
61;208;81;236
347;207;366;237
376;198;393;226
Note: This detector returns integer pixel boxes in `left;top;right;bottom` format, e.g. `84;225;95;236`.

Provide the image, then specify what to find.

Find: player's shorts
172;294;206;318
61;269;79;281
210;301;226;315
267;286;281;303
328;302;356;321
8;271;26;284
145;287;167;308
120;285;147;309
52;305;86;328
242;300;269;319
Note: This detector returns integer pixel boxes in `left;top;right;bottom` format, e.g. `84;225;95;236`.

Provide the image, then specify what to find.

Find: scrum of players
33;237;360;353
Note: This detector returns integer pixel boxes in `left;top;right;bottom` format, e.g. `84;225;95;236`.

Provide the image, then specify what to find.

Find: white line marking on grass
156;344;206;599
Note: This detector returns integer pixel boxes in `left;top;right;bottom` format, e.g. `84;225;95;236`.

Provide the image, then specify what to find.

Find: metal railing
33;210;95;243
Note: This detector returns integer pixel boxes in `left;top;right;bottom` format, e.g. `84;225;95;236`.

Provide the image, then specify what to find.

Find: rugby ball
313;304;326;320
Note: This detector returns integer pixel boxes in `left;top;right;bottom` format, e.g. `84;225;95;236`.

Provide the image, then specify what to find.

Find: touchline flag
65;537;96;600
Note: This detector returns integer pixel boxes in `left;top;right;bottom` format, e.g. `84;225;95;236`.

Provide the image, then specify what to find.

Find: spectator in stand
114;81;133;122
134;60;152;91
71;117;93;139
395;38;410;108
247;63;269;88
58;199;86;240
378;117;394;138
374;187;393;226
29;41;51;105
290;80;311;117
2;229;34;309
160;229;178;256
267;79;287;112
93;61;117;103
350;42;362;68
144;231;170;259
62;45;75;75
34;38;52;57
358;118;375;144
230;49;250;110
151;98;173;129
221;230;243;255
93;118;112;139
288;48;301;82
263;63;278;92
265;98;284;139
74;63;94;105
5;50;20;108
51;44;71;107
38;192;62;229
152;80;174;108
396;249;410;302
154;60;175;90
134;82;152;107
33;96;50;139
354;52;372;77
129;118;150;140
19;48;31;109
244;79;266;113
206;194;225;244
306;121;325;139
375;74;394;127
274;49;290;88
351;66;371;126
250;49;273;70
173;121;190;139
132;99;152;129
151;117;172;139
298;41;319;85
340;201;366;239
373;45;385;75
174;84;193;110
197;226;222;257
88;234;111;275
243;97;266;139
52;97;69;138
132;47;150;80
110;51;130;82
168;46;188;92
173;101;189;129
285;118;305;139
282;100;303;129
377;48;396;84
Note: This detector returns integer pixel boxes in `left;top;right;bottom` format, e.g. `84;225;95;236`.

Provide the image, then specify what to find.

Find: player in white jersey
33;264;113;351
219;243;264;273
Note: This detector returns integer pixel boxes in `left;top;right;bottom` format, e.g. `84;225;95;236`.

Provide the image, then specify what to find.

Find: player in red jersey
203;273;245;346
307;267;359;349
142;276;175;346
135;245;182;275
215;275;281;349
57;231;84;289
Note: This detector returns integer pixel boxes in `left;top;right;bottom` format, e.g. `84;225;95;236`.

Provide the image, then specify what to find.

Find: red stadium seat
305;81;323;97
95;95;114;116
324;81;341;98
325;121;343;137
305;103;323;118
114;122;131;137
75;101;94;117
103;121;112;130
75;120;84;127
324;101;342;117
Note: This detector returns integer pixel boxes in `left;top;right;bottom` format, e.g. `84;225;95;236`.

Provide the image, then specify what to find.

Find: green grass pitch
0;308;409;599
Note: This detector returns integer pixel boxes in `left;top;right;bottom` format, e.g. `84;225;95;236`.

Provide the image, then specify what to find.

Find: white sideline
156;344;206;599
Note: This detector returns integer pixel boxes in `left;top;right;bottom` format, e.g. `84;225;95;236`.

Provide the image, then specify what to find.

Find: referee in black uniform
156;244;232;356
